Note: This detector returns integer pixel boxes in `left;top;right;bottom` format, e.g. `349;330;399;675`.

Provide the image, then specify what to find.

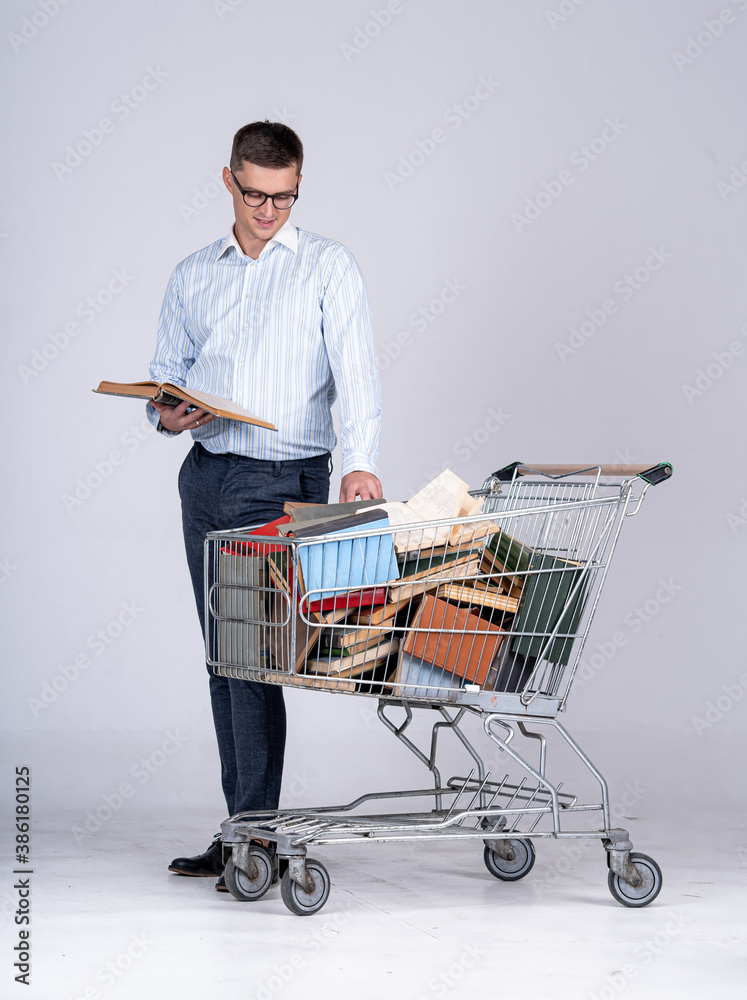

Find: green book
510;553;588;666
399;549;474;582
484;529;534;577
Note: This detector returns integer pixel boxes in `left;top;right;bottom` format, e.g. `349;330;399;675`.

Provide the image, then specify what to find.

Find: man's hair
230;121;304;174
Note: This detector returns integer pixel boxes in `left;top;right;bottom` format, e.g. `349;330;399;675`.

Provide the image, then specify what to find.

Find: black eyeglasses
229;170;299;209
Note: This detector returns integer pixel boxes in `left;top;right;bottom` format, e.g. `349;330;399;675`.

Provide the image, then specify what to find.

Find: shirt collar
217;220;298;261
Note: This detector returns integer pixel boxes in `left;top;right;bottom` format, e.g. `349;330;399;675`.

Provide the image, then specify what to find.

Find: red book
221;515;292;556
304;587;387;615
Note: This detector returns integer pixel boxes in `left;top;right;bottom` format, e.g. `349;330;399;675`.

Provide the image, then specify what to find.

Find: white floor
9;804;745;1000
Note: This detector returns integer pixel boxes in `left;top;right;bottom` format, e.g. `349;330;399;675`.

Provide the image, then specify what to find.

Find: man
146;121;383;890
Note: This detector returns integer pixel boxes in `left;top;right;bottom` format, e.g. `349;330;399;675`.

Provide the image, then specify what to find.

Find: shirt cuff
340;453;378;478
146;400;182;437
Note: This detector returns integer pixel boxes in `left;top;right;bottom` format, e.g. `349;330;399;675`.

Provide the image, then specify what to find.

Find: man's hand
152;399;217;433
339;470;383;502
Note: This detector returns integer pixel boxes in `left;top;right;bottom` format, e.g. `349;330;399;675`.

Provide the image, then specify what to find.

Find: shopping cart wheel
224;848;274;902
483;839;535;881
280;859;330;916
607;852;662;908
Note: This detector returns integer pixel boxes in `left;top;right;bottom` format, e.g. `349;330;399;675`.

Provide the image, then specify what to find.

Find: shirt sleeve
145;265;196;435
320;248;382;477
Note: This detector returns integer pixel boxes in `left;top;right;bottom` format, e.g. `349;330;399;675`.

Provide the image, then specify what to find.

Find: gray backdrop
1;0;744;836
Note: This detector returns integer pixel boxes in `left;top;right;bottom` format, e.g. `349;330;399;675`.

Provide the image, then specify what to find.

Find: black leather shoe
168;835;225;876
215;874;228;892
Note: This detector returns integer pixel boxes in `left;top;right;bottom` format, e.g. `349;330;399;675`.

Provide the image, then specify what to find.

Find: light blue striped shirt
147;222;381;475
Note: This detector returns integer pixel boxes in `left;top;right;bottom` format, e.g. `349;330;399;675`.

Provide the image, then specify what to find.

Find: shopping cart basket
206;461;672;914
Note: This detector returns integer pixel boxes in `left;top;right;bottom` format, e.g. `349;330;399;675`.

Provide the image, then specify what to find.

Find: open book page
406;469;470;523
168;385;276;429
449;494;494;547
459;494;484;517
354;501;450;553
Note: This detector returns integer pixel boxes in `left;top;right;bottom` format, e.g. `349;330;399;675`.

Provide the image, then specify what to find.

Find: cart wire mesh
206;471;646;716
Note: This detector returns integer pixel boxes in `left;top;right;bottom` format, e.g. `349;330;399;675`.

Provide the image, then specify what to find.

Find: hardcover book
402;594;505;688
94;380;276;430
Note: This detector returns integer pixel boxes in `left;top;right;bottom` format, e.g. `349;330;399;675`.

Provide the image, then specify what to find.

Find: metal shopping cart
206;461;672;915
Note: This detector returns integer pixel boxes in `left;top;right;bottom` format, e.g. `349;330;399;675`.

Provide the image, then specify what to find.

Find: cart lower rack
207;461;672;914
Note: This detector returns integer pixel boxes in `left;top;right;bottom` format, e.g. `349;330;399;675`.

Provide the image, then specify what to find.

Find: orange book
93;380;276;430
403;595;505;688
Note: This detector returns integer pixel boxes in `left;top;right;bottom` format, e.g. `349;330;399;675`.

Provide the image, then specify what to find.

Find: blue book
295;515;399;603
393;652;461;701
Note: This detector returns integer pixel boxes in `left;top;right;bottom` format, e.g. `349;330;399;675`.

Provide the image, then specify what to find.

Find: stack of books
215;467;589;698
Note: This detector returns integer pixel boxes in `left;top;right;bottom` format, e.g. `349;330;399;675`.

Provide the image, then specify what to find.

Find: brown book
479;550;524;599
94;380;276;430
258;671;358;693
389;552;480;604
352;600;405;627
437;581;519;614
321;617;396;656
305;639;399;679
402;595;505;688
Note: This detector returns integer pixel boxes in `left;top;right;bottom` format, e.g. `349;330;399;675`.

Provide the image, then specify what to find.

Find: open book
93;380;276;430
355;469;487;554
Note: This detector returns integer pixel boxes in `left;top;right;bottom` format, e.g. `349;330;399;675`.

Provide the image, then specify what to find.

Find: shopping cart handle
492;462;673;485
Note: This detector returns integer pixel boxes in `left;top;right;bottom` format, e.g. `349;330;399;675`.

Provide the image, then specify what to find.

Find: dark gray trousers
178;443;330;815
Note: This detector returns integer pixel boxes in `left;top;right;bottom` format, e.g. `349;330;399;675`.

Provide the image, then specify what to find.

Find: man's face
223;161;300;246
